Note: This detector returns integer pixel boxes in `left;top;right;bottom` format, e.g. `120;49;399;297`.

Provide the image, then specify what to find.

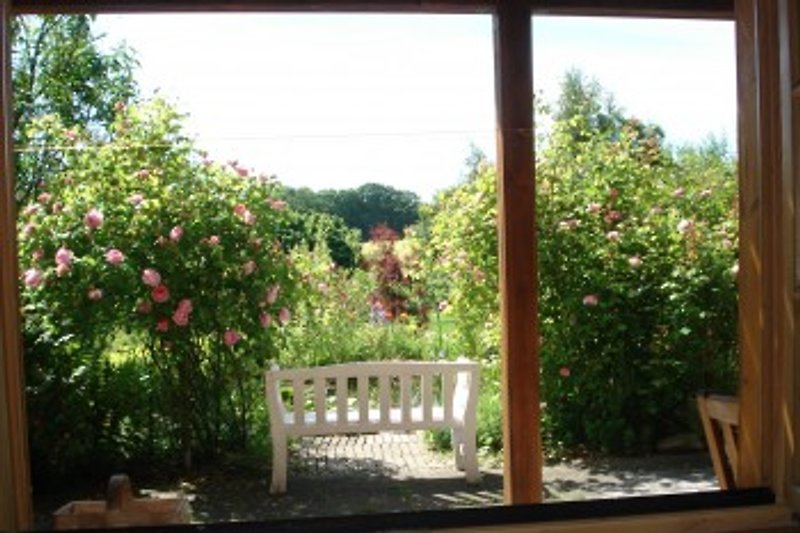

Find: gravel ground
35;431;718;528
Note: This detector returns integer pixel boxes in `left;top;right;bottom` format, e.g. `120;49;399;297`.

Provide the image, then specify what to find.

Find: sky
94;14;736;201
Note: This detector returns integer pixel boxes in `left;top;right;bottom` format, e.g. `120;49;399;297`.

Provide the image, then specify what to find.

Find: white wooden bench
265;360;480;494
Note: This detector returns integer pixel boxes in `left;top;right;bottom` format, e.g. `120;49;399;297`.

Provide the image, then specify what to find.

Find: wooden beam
494;0;540;505
0;1;33;531
441;505;793;533
531;0;733;19
9;0;733;17
735;0;785;495
781;0;800;512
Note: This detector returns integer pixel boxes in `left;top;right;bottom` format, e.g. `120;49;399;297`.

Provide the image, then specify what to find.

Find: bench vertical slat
401;373;412;423
314;377;326;425
379;375;390;424
293;379;305;426
336;376;348;425
422;372;434;424
358;375;369;425
443;370;454;423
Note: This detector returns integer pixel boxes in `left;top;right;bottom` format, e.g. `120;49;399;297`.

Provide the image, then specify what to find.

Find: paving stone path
35;431;719;526
181;431;716;522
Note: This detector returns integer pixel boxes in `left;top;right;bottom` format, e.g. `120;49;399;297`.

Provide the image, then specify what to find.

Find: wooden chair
696;393;740;490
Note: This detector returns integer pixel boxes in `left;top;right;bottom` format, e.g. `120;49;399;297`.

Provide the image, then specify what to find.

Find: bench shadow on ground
182;456;505;523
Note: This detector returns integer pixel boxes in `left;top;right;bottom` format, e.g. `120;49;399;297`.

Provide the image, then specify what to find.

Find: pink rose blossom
172;299;193;326
32;249;44;262
558;219;579;231
156;318;170;332
266;284;280;304
628;255;643;268
135;169;150;179
207;235;220;246
608;188;619;199
22;204;40;217
438;300;449;312
172;309;190;327
673;187;686;198
177;298;193;314
151;284;170;303
235;166;249;177
242;211;256;225
55;263;70;277
606;231;620;242
65;129;78;142
37;192;52;204
22;223;36;237
129;193;144;206
242;260;256;276
233;203;247;216
559;367;571;378
259;312;272;328
56;246;73;266
137;300;153;314
267;198;287;211
586;202;602;214
84;209;104;230
105;248;125;265
604;210;622;223
23;268;43;288
87;288;103;301
582;294;599;307
223;329;241;347
677;219;695;233
169;226;183;242
141;268;161;287
278;307;291;326
722;238;733;249
51;202;63;215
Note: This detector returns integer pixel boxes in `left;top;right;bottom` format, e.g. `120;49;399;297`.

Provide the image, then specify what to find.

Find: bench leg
452;427;465;471
270;434;288;494
452;426;480;482
462;426;480;483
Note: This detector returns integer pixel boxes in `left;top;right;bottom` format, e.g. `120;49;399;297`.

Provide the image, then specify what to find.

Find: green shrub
18;99;300;468
422;75;738;455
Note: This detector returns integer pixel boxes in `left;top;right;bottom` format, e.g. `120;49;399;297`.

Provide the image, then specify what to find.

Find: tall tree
12;15;138;202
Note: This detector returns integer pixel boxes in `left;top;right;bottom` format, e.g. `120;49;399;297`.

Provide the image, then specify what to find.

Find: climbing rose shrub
423;117;738;454
18;100;299;463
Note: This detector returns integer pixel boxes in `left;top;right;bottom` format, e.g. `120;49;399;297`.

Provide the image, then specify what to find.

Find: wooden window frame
1;0;798;531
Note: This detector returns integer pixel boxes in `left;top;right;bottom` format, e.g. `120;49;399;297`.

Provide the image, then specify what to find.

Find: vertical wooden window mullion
784;0;800;511
493;0;541;504
735;0;784;494
0;1;33;531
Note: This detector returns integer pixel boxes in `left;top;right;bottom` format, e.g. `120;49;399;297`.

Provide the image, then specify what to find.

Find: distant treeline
282;183;421;241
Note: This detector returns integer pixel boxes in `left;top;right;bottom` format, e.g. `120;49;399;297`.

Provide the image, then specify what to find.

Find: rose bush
422;77;738;454
19;99;300;467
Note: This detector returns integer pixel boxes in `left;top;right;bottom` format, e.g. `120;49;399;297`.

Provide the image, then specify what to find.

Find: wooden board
0;1;32;531
9;0;734;17
441;505;792;533
494;0;540;505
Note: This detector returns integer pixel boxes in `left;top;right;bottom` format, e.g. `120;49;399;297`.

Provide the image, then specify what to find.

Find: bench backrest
265;360;479;436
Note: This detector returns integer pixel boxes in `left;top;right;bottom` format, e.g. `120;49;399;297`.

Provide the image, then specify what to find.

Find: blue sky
95;14;735;201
